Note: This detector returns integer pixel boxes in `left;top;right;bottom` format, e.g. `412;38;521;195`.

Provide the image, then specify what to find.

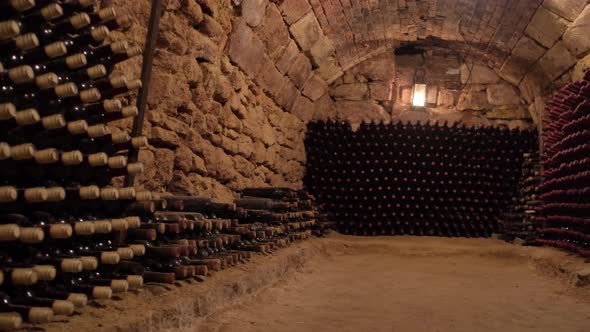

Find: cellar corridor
1;0;590;331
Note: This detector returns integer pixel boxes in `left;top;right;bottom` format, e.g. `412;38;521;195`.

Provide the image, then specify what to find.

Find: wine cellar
0;0;589;331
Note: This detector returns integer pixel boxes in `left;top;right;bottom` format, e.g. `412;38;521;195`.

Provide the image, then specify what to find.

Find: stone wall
328;53;395;127
507;1;590;130
327;50;534;129
102;0;322;202
230;0;338;123
393;51;533;129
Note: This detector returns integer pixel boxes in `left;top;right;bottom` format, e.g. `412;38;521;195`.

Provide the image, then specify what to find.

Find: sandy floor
196;234;590;332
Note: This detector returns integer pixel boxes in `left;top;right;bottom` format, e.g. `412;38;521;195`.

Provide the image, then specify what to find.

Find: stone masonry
99;0;590;199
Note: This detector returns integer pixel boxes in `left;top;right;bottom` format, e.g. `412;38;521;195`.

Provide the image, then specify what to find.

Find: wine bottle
79;40;128;67
0;107;41;133
0;64;35;84
2;41;67;69
36;12;92;40
0;32;39;59
88;7;116;25
0;292;53;323
57;64;108;85
0;0;36;20
37;0;95;16
5;3;64;34
1;82;78;110
99;14;130;32
0;312;22;330
4;288;74;315
98;79;142;99
91;45;142;74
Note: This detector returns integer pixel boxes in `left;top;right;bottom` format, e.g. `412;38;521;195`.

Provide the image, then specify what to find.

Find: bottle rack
0;0;150;327
536;70;590;257
304;120;539;237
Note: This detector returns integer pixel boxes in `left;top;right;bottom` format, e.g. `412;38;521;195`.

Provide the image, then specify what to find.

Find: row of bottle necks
307;120;538;137
305;165;588;205
332;218;588;246
0;230;316;327
306;176;520;189
0;221;318;326
306;156;535;174
542;77;589;155
536;74;590;256
0;140;147;188
308;137;536;154
334;221;500;238
0;210;314;246
307;156;528;170
0;7;140;107
0;191;319;241
306;136;536;150
0;184;152;209
310;187;518;199
1;1;128;60
543;127;589;155
499;152;541;238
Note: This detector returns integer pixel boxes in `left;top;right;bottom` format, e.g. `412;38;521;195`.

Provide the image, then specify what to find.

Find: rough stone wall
393;52;533;129
328;53;395;127
509;1;590;129
230;0;338;123
326;50;534;129
102;0;315;202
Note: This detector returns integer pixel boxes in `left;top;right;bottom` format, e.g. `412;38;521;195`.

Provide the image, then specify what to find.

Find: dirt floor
40;234;590;332
194;234;590;332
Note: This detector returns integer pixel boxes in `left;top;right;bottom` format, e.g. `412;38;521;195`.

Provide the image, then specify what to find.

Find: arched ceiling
233;0;589;123
309;0;544;70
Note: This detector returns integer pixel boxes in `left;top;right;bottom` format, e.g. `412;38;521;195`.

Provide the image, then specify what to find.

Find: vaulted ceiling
309;0;545;70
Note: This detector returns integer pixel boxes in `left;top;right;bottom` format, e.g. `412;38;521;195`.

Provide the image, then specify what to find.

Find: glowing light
412;84;426;107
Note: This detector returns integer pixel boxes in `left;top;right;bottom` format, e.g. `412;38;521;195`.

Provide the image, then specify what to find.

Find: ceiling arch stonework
233;0;590;124
281;0;589;120
308;0;545;71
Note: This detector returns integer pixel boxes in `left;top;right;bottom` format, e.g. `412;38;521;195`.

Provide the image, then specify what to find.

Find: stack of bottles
500;152;541;241
536;70;590;257
304;120;538;237
0;0;148;328
121;195;251;281
235;187;319;249
118;191;320;281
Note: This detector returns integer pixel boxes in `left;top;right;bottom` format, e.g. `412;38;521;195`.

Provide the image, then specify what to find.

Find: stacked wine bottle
536;70;590;257
304;120;538;237
119;190;319;281
235;188;318;247
120;195;249;280
500;152;541;242
0;0;150;328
